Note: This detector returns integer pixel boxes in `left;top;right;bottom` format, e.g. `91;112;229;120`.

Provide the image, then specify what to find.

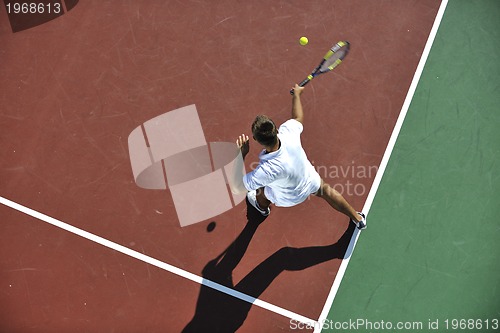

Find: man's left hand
236;134;250;158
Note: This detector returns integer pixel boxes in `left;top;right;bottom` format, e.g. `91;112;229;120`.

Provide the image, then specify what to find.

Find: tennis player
236;84;366;229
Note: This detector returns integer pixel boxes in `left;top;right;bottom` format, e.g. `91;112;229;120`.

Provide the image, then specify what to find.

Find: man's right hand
292;84;305;96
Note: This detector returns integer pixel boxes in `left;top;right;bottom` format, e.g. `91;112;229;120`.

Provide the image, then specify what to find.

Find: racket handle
290;79;310;95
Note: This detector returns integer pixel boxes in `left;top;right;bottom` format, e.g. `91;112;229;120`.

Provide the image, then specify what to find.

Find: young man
236;84;366;229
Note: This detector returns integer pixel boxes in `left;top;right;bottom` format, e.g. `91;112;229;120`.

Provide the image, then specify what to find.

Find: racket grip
290;79;310;95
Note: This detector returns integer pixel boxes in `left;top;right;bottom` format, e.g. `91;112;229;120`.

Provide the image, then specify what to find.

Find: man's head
251;115;278;148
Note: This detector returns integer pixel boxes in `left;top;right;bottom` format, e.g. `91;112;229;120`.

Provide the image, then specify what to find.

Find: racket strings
320;56;344;72
319;42;349;72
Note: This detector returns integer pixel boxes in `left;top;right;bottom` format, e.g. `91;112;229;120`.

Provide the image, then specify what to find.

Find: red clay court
1;1;441;332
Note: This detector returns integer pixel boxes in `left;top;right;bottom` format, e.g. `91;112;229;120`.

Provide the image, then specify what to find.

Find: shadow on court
182;200;355;332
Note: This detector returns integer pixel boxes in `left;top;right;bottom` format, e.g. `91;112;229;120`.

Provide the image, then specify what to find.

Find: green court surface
324;1;500;332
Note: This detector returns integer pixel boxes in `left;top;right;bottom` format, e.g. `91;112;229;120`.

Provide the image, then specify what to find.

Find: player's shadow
182;200;356;333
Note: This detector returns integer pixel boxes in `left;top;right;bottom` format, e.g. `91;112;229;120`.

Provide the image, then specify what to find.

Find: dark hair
251;115;278;147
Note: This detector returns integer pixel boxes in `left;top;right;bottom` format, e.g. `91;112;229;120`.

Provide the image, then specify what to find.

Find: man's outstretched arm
229;134;250;195
291;84;305;124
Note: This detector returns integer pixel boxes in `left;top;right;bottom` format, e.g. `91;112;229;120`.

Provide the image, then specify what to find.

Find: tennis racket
290;41;350;95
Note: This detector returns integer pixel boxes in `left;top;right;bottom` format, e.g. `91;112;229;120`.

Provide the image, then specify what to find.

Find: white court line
314;0;449;331
0;196;316;327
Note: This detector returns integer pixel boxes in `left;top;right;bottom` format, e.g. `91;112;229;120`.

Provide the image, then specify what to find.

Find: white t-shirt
242;119;321;207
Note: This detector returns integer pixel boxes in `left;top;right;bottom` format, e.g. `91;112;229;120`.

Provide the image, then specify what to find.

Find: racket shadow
182;200;355;333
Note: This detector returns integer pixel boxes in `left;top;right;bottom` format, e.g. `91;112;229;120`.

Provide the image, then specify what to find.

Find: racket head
290;40;350;95
318;41;350;73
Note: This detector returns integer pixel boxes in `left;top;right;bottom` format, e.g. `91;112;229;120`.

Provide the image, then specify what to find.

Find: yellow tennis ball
299;36;308;46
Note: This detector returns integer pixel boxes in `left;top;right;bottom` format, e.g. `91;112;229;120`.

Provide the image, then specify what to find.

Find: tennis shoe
351;212;367;230
246;190;270;216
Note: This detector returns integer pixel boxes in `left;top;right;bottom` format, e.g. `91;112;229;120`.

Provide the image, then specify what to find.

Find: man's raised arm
291;84;305;124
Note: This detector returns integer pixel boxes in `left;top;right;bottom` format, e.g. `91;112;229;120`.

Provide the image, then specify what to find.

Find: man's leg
246;188;271;216
315;179;362;223
256;187;271;210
